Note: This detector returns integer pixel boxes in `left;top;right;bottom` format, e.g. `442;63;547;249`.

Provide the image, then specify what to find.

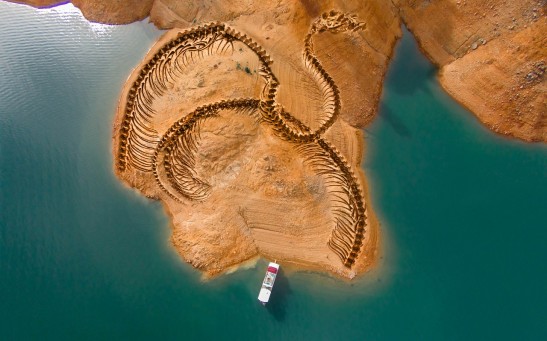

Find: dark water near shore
1;3;546;340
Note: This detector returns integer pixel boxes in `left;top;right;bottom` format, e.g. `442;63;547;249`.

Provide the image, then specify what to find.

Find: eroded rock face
394;0;546;141
7;0;63;8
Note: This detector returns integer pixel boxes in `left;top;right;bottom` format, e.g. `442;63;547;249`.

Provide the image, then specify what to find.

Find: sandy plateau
8;0;545;278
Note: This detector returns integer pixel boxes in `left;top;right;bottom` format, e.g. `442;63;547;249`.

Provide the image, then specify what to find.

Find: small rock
471;42;478;50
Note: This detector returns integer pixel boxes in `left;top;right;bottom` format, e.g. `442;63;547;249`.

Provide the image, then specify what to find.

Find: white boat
258;262;279;305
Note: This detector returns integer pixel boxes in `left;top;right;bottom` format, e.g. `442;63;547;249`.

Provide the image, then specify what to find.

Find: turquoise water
1;3;546;340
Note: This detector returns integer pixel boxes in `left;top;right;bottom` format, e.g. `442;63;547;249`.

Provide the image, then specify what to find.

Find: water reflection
388;27;436;96
265;268;292;321
378;102;412;138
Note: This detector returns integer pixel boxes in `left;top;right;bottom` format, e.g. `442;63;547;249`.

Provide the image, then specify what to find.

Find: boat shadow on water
265;268;292;321
378;102;412;139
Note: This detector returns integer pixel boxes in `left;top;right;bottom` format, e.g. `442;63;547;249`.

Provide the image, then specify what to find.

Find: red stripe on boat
267;266;278;274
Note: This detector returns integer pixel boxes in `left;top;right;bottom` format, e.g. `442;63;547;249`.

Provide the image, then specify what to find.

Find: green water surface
1;3;546;340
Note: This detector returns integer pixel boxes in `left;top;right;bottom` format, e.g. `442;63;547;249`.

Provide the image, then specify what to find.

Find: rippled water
1;2;546;339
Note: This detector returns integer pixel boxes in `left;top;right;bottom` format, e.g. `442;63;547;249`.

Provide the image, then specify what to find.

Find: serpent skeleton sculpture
115;11;368;268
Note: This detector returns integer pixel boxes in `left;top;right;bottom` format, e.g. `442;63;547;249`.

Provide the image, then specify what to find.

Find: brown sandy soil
440;17;546;140
108;3;399;279
394;0;546;141
6;0;62;8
